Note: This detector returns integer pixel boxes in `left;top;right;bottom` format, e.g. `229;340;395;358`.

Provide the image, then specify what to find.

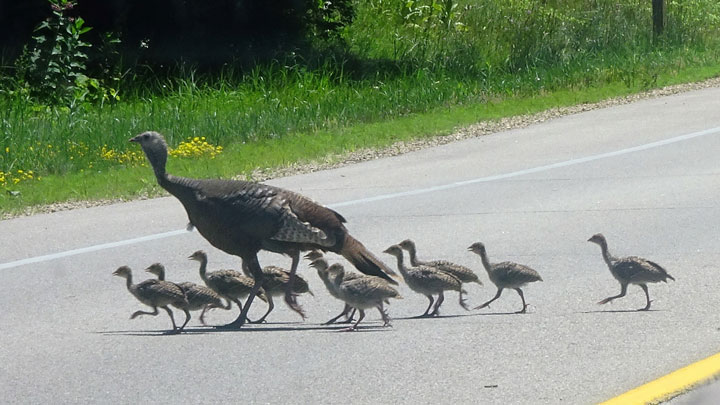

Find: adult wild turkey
130;131;396;328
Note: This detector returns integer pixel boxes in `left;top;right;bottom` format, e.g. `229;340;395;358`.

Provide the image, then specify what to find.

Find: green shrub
14;0;120;107
15;0;92;106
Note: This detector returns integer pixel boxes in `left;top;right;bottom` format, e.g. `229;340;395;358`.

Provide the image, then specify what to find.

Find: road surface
2;85;720;403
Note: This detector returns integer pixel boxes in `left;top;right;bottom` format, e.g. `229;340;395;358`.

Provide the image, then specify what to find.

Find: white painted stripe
329;126;720;208
2;125;719;270
0;229;189;270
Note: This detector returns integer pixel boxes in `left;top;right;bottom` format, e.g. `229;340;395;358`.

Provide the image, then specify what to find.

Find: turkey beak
129;135;139;143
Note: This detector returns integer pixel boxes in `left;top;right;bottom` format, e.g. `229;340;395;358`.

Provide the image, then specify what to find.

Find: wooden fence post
652;0;666;38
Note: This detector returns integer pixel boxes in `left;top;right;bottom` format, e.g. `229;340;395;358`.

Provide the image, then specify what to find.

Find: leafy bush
15;0;92;106
13;0;120;107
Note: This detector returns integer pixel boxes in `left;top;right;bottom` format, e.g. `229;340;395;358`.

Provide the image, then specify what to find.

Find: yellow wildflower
169;137;224;159
99;145;145;165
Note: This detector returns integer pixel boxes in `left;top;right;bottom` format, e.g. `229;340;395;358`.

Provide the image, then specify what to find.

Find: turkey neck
330;268;345;290
596;239;615;267
197;256;209;283
390;253;410;278
144;140;201;202
475;247;493;273
123;273;135;293
317;269;333;290
405;244;421;267
143;138;168;181
313;263;335;292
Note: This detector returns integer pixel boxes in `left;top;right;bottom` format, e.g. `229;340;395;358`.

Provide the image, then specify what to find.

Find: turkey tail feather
340;234;398;285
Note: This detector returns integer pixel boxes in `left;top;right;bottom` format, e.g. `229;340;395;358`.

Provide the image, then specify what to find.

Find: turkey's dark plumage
131;131;395;328
588;233;675;311
112;265;191;333
468;242;542;314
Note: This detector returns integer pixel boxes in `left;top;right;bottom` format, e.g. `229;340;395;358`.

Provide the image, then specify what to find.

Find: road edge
600;352;720;405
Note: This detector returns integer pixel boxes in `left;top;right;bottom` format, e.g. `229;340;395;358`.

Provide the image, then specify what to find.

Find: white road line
330;125;720;208
0;229;189;270
2;125;719;270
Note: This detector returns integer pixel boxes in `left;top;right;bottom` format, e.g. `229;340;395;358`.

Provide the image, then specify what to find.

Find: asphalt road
2;85;720;404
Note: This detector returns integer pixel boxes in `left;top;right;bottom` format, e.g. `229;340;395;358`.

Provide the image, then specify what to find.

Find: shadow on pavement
96;322;393;335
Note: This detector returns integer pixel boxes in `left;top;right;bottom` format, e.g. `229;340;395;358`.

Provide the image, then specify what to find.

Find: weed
13;0;121;107
14;0;92;106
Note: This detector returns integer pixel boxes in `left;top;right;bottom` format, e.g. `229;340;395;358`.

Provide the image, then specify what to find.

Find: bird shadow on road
577;308;665;314
316;325;393;334
394;312;479;321
211;322;394;333
470;311;534;316
96;329;208;337
95;322;390;335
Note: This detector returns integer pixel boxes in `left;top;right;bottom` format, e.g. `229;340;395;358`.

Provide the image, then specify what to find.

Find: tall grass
1;0;720;196
348;0;720;75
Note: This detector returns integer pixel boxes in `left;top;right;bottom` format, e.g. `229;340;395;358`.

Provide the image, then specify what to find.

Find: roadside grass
2;0;720;216
2;56;719;217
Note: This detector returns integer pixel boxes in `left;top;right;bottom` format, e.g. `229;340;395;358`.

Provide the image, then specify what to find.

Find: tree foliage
0;0;355;68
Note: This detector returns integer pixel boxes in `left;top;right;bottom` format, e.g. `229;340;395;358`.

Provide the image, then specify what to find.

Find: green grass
2;0;720;215
2;57;719;216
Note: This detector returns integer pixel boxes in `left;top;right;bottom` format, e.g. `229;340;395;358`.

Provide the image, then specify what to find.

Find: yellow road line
600;352;720;404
